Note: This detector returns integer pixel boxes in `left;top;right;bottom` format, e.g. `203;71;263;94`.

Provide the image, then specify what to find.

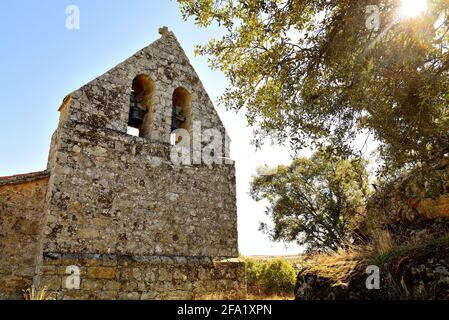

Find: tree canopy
251;149;370;252
178;0;449;174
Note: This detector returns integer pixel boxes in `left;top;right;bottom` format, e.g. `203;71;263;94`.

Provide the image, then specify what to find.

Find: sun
400;0;428;18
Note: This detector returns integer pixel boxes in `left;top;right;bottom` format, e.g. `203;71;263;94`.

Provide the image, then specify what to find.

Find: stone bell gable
56;30;228;145
0;29;245;300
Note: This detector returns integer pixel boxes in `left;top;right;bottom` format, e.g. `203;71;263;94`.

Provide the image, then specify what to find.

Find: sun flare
400;0;428;18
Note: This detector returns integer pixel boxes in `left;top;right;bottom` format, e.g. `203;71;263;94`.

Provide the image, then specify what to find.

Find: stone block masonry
42;121;238;258
0;172;50;299
0;29;246;299
40;254;245;300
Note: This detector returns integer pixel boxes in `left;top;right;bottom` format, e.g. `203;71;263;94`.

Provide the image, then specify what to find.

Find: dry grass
372;234;449;265
299;245;375;286
23;285;55;300
372;229;395;255
196;292;294;300
299;234;449;287
246;294;294;300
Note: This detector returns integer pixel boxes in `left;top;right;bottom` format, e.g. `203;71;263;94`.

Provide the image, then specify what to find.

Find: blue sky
0;0;303;255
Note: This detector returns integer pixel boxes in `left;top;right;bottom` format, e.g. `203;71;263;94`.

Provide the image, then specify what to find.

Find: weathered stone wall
0;173;49;299
42;121;239;257
41;254;245;300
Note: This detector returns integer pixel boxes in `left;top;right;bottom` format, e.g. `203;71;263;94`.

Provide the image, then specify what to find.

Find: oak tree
178;0;449;174
251;149;370;252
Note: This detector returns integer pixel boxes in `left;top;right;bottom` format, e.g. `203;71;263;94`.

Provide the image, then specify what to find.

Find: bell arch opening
171;87;192;144
127;74;155;137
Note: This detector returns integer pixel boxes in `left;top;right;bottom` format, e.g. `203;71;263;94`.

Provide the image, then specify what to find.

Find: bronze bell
128;106;143;127
128;93;144;127
171;105;186;132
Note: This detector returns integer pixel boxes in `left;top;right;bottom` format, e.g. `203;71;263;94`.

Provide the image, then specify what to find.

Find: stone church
0;28;246;300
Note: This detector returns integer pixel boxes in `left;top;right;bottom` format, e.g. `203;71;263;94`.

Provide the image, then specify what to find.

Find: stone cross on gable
159;26;169;36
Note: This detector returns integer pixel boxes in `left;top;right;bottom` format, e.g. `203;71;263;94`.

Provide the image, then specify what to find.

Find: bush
245;258;297;296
